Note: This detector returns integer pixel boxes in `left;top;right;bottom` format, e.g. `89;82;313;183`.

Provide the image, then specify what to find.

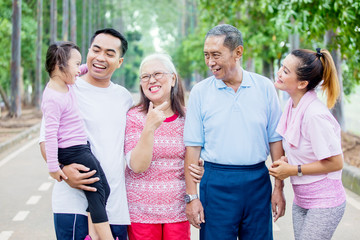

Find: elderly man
184;24;286;240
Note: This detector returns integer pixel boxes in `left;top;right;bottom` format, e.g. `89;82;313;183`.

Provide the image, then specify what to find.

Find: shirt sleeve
79;64;88;76
305;114;342;160
124;110;143;166
183;86;204;146
266;83;283;143
42;98;62;172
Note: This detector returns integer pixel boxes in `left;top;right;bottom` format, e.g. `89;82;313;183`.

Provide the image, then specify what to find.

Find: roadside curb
342;163;360;196
0;122;41;155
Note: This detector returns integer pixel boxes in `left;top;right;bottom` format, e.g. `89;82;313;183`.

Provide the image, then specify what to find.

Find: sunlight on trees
1;0;359;122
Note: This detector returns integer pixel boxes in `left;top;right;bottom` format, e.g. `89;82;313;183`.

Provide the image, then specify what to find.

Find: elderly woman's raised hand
145;101;168;131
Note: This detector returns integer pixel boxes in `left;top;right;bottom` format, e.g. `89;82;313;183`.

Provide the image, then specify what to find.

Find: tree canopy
1;0;359;114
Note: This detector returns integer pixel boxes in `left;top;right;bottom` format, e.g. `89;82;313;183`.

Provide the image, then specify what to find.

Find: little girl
42;41;114;240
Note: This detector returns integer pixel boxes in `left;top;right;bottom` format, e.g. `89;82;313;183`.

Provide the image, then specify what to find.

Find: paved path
0;139;359;240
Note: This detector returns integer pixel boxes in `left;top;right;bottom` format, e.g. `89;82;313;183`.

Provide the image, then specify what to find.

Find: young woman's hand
269;156;296;180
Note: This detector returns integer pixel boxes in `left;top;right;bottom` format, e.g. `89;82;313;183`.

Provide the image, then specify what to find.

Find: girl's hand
189;159;205;183
49;169;68;182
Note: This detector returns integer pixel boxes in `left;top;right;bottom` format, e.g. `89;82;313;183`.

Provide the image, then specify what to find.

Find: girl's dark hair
136;53;185;117
45;41;80;78
291;49;340;108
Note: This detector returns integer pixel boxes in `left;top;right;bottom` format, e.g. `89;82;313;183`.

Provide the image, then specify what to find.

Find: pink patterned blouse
124;107;187;223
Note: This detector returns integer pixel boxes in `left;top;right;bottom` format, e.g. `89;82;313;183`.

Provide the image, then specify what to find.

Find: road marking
12;211;30;221
273;223;280;231
0;231;13;240
347;195;360;210
26;195;42;205
38;182;53;191
0;138;39;168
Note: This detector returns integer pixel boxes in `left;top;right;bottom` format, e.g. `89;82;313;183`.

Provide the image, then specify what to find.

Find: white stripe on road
38;182;53;191
0;138;39;168
0;231;13;240
273;223;280;231
346;195;360;210
26;195;42;205
12;211;30;221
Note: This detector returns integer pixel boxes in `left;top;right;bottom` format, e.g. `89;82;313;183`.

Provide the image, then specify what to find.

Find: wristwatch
185;194;198;204
297;165;303;177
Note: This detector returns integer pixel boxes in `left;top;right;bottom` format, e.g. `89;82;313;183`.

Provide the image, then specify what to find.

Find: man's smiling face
86;33;123;81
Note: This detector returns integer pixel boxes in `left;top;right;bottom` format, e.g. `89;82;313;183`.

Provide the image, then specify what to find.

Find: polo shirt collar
214;69;253;89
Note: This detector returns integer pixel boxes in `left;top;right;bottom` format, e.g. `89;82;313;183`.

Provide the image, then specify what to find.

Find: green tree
0;1;13;109
10;0;22;117
34;0;43;109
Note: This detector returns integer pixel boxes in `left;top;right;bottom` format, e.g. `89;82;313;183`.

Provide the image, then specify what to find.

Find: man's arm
184;146;205;229
39;142;98;191
269;140;286;222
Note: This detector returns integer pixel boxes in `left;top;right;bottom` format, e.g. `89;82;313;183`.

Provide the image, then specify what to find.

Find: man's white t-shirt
40;77;133;225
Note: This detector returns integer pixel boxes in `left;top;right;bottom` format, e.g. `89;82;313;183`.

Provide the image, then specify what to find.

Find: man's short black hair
90;28;128;57
206;24;243;51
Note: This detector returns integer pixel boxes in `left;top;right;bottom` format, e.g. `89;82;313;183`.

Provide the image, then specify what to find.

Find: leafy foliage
0;0;37;99
173;0;360;94
270;0;360;94
2;0;360;109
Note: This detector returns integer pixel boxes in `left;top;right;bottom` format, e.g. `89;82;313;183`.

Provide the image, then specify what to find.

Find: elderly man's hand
271;185;286;222
186;199;205;229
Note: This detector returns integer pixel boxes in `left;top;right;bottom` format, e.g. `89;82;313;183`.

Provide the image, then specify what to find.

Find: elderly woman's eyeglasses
139;72;172;82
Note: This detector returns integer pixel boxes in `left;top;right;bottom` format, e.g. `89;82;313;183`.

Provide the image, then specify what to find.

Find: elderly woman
124;53;201;240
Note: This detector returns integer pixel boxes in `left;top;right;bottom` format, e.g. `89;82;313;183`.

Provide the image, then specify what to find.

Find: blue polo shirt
184;70;282;165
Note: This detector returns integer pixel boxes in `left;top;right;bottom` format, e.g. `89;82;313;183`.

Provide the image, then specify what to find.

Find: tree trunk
10;0;22;117
50;0;57;43
262;59;275;81
0;85;10;111
180;0;187;38
116;0;124;33
246;58;255;72
87;0;92;47
325;29;345;130
34;0;43;109
109;0;114;27
70;0;76;43
97;0;101;29
116;0;125;86
81;0;87;59
62;0;69;41
262;60;271;79
289;16;300;51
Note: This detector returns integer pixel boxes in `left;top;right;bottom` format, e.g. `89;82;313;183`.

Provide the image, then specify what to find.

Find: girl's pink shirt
41;84;87;172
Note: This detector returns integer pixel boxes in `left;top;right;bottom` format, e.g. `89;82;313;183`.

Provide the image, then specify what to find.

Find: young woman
42;41;114;240
269;48;346;240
